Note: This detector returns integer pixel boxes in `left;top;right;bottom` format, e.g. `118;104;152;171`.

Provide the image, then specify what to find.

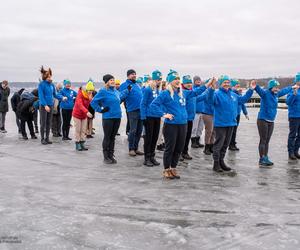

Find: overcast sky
1;0;300;82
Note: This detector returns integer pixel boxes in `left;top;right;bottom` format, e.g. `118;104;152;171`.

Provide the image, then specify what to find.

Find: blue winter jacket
38;80;59;107
150;89;188;125
182;85;207;121
232;89;248;116
255;85;291;122
119;80;143;112
90;86;127;119
140;86;161;120
59;88;77;110
194;85;205;113
207;87;254;127
286;89;300;118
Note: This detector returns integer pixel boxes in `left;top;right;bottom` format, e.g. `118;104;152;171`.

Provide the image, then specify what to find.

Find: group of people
1;68;300;180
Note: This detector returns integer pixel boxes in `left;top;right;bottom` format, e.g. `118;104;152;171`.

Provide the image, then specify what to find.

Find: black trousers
33;109;38;130
62;109;73;138
102;118;121;155
257;119;274;158
39;106;53;140
230;115;240;146
14;111;21;132
20;119;34;137
213;127;234;162
163;123;187;169
143;117;161;158
183;120;193;154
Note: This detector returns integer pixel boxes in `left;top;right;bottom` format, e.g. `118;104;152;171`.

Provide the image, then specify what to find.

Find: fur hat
40;66;52;81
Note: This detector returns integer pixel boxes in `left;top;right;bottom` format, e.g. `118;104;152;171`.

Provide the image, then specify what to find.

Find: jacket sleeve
90;91;104;113
254;85;266;98
119;89;129;103
140;88;150;120
149;92;165;117
10;94;17;111
196;89;208;102
286;91;297;105
186;85;207;99
238;89;253;105
206;88;216;105
278;86;292;98
77;95;89;114
242;104;248;115
20;100;34;113
38;83;46;107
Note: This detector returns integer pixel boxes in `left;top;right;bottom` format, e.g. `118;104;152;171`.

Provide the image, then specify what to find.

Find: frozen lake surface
0;108;299;250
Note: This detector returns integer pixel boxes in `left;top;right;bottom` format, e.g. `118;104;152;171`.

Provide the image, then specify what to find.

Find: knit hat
143;75;151;83
63;79;71;86
86;80;95;91
230;79;240;87
136;77;143;84
294;73;300;83
218;75;231;86
268;79;280;89
193;75;201;83
182;75;193;84
127;69;136;77
103;74;114;84
167;70;180;83
115;79;121;85
152;70;162;80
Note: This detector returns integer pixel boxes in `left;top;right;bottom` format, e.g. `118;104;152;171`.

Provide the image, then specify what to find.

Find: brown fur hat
40;66;53;81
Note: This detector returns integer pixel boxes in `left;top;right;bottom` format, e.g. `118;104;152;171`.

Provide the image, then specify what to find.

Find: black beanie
127;69;136;77
103;74;114;83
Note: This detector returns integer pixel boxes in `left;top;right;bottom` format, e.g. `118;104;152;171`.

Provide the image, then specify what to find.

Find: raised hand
249;80;257;90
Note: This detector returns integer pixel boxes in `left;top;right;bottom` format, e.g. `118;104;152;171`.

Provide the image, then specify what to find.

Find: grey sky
1;0;300;82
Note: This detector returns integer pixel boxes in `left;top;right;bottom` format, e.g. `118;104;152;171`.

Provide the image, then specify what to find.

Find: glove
127;85;132;91
100;106;110;113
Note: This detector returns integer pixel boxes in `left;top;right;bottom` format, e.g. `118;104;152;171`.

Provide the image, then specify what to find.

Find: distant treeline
239;77;294;88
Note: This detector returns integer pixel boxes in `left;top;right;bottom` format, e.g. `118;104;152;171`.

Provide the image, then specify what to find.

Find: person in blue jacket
228;79;249;151
140;70;162;167
255;79;294;166
91;74;128;164
60;79;77;140
38;66;62;145
286;73;300;161
119;69;144;156
191;76;205;148
181;75;208;160
207;75;256;173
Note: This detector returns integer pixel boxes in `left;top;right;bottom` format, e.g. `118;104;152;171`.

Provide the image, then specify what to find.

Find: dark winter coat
0;85;10;112
11;88;25;112
17;92;37;121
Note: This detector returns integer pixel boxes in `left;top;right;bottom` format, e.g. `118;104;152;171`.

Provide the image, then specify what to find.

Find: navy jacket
119;80;143;112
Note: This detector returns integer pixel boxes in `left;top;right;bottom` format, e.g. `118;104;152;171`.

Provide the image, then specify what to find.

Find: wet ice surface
0;108;299;250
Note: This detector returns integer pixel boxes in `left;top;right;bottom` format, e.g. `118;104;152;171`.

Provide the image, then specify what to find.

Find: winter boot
196;137;204;148
213;161;223;172
203;144;212;155
170;168;180;179
289;153;298;161
259;156;272;168
182;152;193;160
143;154;154;167
80;141;88;151
75;142;82;151
265;156;274;166
31;134;37;139
156;143;165;151
209;144;214;154
103;151;113;164
191;137;199;148
163;169;174;179
109;151;117;164
150;154;160;166
220;159;232;171
45;138;52;144
294;151;300;159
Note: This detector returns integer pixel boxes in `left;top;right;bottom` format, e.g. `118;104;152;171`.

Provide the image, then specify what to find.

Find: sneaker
135;150;144;156
129;150;136;157
22;136;29;140
45;139;53;144
41;139;48;145
31;135;38;139
182;153;192;160
143;159;154;167
0;128;7;133
150;157;160;166
229;145;239;151
265;156;274;166
259;156;273;168
289;153;298;161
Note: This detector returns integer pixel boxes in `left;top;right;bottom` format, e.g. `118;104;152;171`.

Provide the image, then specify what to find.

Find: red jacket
72;89;91;120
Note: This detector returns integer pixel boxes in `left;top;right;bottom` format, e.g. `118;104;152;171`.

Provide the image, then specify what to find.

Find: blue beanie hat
230;79;240;87
268;79;280;89
167;70;180;83
182;75;192;84
143;75;151;83
294;73;300;83
218;75;231;86
136;77;143;84
63;79;71;86
152;70;162;80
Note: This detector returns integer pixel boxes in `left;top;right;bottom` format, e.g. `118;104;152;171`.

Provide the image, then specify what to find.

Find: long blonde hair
146;80;162;92
166;83;183;99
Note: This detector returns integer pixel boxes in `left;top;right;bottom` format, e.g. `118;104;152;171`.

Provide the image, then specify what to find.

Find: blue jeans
288;118;300;154
128;110;143;151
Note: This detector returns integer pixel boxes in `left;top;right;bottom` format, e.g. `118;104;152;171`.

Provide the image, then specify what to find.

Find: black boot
109;151;117;164
45;138;52;144
196;137;204;148
150;153;160;166
294;151;300;159
209;144;214;153
144;154;154;167
103;151;113;164
191;137;199;148
220;159;231;171
182;152;193;160
289;153;298;161
213;161;223;172
203;144;211;155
